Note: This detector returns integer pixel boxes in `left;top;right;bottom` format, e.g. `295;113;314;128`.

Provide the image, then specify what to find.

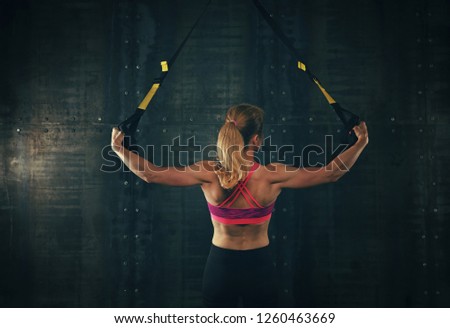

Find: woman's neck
242;151;256;169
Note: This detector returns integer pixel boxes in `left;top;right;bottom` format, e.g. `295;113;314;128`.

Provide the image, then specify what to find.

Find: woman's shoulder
256;162;284;173
193;160;220;175
201;160;220;169
256;162;301;184
261;162;299;171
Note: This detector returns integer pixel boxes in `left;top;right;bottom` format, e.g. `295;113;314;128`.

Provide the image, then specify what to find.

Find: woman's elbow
329;170;345;183
141;172;154;184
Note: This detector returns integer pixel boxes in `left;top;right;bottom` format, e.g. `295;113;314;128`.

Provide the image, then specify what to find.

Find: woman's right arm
267;121;369;189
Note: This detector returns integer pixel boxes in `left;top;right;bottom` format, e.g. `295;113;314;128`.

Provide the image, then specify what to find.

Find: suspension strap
251;0;360;133
118;0;213;147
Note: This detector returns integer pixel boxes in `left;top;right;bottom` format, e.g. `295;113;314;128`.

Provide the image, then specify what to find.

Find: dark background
0;0;449;307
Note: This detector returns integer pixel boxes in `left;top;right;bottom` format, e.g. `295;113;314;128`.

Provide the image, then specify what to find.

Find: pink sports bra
206;161;276;225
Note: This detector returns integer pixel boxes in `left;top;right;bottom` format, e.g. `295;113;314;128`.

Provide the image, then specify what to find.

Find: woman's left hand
111;127;124;151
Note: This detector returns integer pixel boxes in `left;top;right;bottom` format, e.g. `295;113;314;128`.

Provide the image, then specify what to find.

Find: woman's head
214;103;264;189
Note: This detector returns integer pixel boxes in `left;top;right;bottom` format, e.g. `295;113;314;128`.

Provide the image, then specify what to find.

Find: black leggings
202;244;278;307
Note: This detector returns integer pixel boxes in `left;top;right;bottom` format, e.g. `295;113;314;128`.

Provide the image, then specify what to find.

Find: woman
111;103;369;307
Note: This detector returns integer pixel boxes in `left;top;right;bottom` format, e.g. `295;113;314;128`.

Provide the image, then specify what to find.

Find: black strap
118;0;212;149
156;0;213;88
251;0;316;82
251;0;360;137
166;1;212;73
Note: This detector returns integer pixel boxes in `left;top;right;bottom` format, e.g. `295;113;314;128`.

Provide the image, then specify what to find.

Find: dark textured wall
0;0;449;307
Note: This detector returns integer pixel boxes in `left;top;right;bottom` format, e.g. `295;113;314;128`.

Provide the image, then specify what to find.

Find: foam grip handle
346;116;360;146
346;129;359;146
117;108;144;150
329;103;360;147
346;112;361;146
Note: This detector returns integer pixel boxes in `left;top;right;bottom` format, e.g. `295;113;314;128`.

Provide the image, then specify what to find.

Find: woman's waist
211;239;270;251
211;218;269;248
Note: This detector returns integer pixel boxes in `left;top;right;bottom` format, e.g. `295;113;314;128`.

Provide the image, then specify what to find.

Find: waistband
209;243;272;262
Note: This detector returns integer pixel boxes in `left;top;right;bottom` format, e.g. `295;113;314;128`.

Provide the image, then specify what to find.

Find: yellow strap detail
161;61;169;72
313;78;336;105
297;61;306;71
138;83;160;110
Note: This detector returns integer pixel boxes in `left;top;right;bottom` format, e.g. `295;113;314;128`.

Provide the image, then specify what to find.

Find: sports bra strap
218;162;262;208
240;184;264;208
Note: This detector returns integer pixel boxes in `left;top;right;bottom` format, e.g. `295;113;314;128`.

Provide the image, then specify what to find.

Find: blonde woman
111;103;369;307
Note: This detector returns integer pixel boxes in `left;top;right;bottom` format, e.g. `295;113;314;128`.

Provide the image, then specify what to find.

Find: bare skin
111;122;369;250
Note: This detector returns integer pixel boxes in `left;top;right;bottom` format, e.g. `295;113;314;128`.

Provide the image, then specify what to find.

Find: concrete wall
0;0;449;307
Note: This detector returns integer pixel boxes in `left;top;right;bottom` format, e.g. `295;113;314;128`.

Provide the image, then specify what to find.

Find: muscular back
200;161;282;250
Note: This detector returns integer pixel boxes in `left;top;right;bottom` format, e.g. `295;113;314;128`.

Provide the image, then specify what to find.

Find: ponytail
215;121;246;189
214;104;264;189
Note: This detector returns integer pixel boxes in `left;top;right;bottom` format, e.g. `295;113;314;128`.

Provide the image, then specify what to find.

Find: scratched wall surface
0;0;449;307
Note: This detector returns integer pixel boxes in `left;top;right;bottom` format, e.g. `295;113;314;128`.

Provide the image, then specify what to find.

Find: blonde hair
214;104;264;189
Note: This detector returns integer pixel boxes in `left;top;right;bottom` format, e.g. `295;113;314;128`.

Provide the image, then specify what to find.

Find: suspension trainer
118;0;361;149
251;0;360;143
118;0;213;149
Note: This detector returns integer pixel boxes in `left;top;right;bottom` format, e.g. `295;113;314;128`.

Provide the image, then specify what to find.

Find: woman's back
202;161;281;207
201;160;282;250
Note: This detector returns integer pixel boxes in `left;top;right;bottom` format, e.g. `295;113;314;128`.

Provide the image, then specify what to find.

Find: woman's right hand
353;121;369;146
111;127;124;152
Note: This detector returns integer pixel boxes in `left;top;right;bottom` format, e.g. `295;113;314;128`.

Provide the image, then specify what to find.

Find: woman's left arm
111;128;215;186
